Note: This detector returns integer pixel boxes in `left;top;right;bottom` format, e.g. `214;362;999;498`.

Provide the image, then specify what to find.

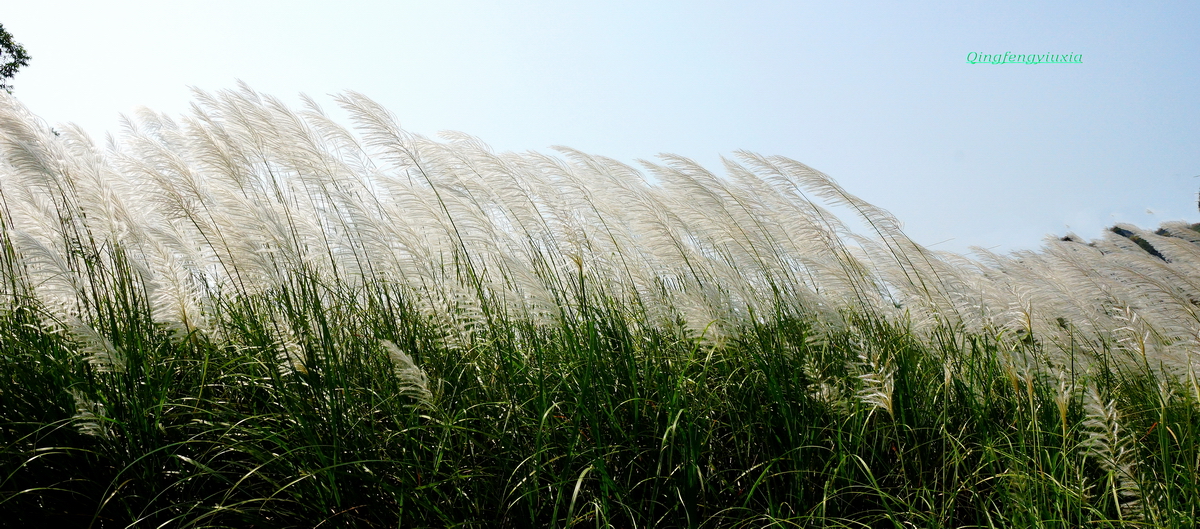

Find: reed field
0;85;1198;527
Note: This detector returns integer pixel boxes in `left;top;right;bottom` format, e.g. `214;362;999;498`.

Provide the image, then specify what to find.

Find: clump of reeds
0;86;1197;527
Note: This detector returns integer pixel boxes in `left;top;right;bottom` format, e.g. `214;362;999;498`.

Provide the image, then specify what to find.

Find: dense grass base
2;271;1198;528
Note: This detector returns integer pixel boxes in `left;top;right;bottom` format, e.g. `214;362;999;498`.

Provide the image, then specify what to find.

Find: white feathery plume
141;230;210;338
1051;367;1077;437
272;314;309;375
69;389;112;439
1081;384;1143;520
852;330;895;419
9;86;1200;383
381;339;435;407
65;316;126;374
856;355;895;419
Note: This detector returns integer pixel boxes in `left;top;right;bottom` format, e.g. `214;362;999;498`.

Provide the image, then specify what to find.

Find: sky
3;1;1198;255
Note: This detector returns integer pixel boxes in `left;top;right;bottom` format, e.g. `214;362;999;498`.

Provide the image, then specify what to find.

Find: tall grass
1;86;1198;527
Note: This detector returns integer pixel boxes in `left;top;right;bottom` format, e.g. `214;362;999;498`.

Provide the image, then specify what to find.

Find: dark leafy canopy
0;22;31;93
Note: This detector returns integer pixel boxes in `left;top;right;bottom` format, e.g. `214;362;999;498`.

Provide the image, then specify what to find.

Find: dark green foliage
1110;226;1167;261
0;23;30;93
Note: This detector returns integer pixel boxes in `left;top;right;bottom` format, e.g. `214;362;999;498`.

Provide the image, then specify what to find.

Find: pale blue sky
5;1;1198;254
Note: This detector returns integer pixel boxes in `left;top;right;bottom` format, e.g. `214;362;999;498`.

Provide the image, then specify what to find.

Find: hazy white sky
4;1;1198;254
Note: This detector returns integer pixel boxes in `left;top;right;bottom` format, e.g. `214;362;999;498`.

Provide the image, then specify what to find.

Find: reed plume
1;85;1197;380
